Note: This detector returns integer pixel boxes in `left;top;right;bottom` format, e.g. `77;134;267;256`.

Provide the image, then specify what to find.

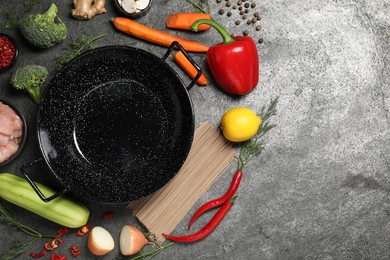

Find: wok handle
20;158;67;203
161;41;202;90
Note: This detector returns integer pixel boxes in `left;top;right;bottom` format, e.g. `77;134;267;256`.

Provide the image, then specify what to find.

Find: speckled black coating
37;46;194;203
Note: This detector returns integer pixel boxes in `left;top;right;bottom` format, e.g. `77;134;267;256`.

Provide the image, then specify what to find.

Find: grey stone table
1;0;390;259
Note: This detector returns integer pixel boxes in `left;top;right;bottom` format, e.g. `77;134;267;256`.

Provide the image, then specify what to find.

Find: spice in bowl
0;101;26;166
114;0;152;18
0;33;18;71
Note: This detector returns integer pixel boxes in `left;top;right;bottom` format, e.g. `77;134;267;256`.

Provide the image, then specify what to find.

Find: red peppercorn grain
0;34;17;69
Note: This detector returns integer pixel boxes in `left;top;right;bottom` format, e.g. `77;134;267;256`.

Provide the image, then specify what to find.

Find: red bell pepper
191;19;259;95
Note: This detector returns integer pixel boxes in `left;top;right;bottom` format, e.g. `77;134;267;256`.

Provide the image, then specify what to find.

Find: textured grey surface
1;0;390;259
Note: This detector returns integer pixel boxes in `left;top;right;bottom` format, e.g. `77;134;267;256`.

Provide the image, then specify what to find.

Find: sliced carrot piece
166;13;212;31
174;50;208;86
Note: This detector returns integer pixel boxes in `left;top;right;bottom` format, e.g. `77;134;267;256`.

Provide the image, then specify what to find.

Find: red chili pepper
163;195;237;243
191;19;259;95
44;237;63;251
69;245;81;257
29;250;46;258
51;254;66;260
57;226;69;236
188;171;242;229
102;212;113;219
77;224;90;236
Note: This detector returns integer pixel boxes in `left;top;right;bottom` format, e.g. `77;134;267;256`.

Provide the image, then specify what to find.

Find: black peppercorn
219;9;225;15
242;14;247;19
243;30;249;36
227;11;232;16
244;2;249;8
235;20;241;25
258;38;264;44
251;2;256;8
226;2;231;7
255;25;262;31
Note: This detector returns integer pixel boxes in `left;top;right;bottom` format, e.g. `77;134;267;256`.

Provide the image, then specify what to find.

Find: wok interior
38;46;194;203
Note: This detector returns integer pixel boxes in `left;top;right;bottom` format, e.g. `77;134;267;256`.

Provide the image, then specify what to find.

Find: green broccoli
19;3;67;48
10;65;48;104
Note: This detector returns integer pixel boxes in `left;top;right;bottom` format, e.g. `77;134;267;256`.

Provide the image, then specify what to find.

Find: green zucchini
0;173;90;228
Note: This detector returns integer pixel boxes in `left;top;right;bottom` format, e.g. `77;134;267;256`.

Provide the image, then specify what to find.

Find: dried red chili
188;171;242;229
102;212;113;219
51;254;66;260
0;35;16;68
29;250;46;258
57;226;69;236
163;196;237;243
44;237;63;251
77;224;90;236
69;245;81;257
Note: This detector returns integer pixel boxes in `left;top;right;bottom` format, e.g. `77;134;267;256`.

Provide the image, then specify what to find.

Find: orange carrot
174;51;208;86
111;17;209;53
166;13;212;31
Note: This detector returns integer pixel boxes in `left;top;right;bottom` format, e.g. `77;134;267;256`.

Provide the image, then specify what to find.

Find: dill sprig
0;201;57;260
0;201;57;239
0;0;42;32
0;240;33;260
187;0;210;14
237;97;279;171
116;233;174;260
55;33;107;70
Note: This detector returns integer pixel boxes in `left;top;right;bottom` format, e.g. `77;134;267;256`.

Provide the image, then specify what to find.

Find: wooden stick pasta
127;122;235;243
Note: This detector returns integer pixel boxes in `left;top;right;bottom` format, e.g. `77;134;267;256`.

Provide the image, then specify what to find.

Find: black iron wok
22;42;201;203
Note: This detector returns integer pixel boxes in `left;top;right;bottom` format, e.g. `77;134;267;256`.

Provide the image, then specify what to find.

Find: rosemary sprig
0;201;57;239
55;33;107;70
0;240;33;260
187;0;210;14
0;0;42;32
237;97;279;171
116;234;174;260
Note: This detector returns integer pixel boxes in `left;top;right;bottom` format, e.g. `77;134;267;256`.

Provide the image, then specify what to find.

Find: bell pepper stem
190;19;236;44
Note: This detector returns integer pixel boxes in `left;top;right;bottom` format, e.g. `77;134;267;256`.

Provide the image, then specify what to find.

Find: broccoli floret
10;65;48;104
19;3;67;48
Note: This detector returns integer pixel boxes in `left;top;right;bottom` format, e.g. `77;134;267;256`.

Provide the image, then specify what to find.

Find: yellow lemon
221;107;262;142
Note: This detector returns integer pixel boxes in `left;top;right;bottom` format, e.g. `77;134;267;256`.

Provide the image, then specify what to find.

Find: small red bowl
0;100;27;166
0;33;19;72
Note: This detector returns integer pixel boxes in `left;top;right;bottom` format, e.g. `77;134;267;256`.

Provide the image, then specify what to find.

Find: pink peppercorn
0;35;17;68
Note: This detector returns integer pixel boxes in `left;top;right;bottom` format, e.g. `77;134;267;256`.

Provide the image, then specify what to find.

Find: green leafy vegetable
55;33;107;69
19;3;67;48
10;65;48;104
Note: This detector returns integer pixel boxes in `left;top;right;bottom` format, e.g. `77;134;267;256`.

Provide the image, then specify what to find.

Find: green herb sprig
116;233;174;260
0;0;42;32
0;201;58;259
187;0;210;14
237;97;278;171
55;33;107;70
